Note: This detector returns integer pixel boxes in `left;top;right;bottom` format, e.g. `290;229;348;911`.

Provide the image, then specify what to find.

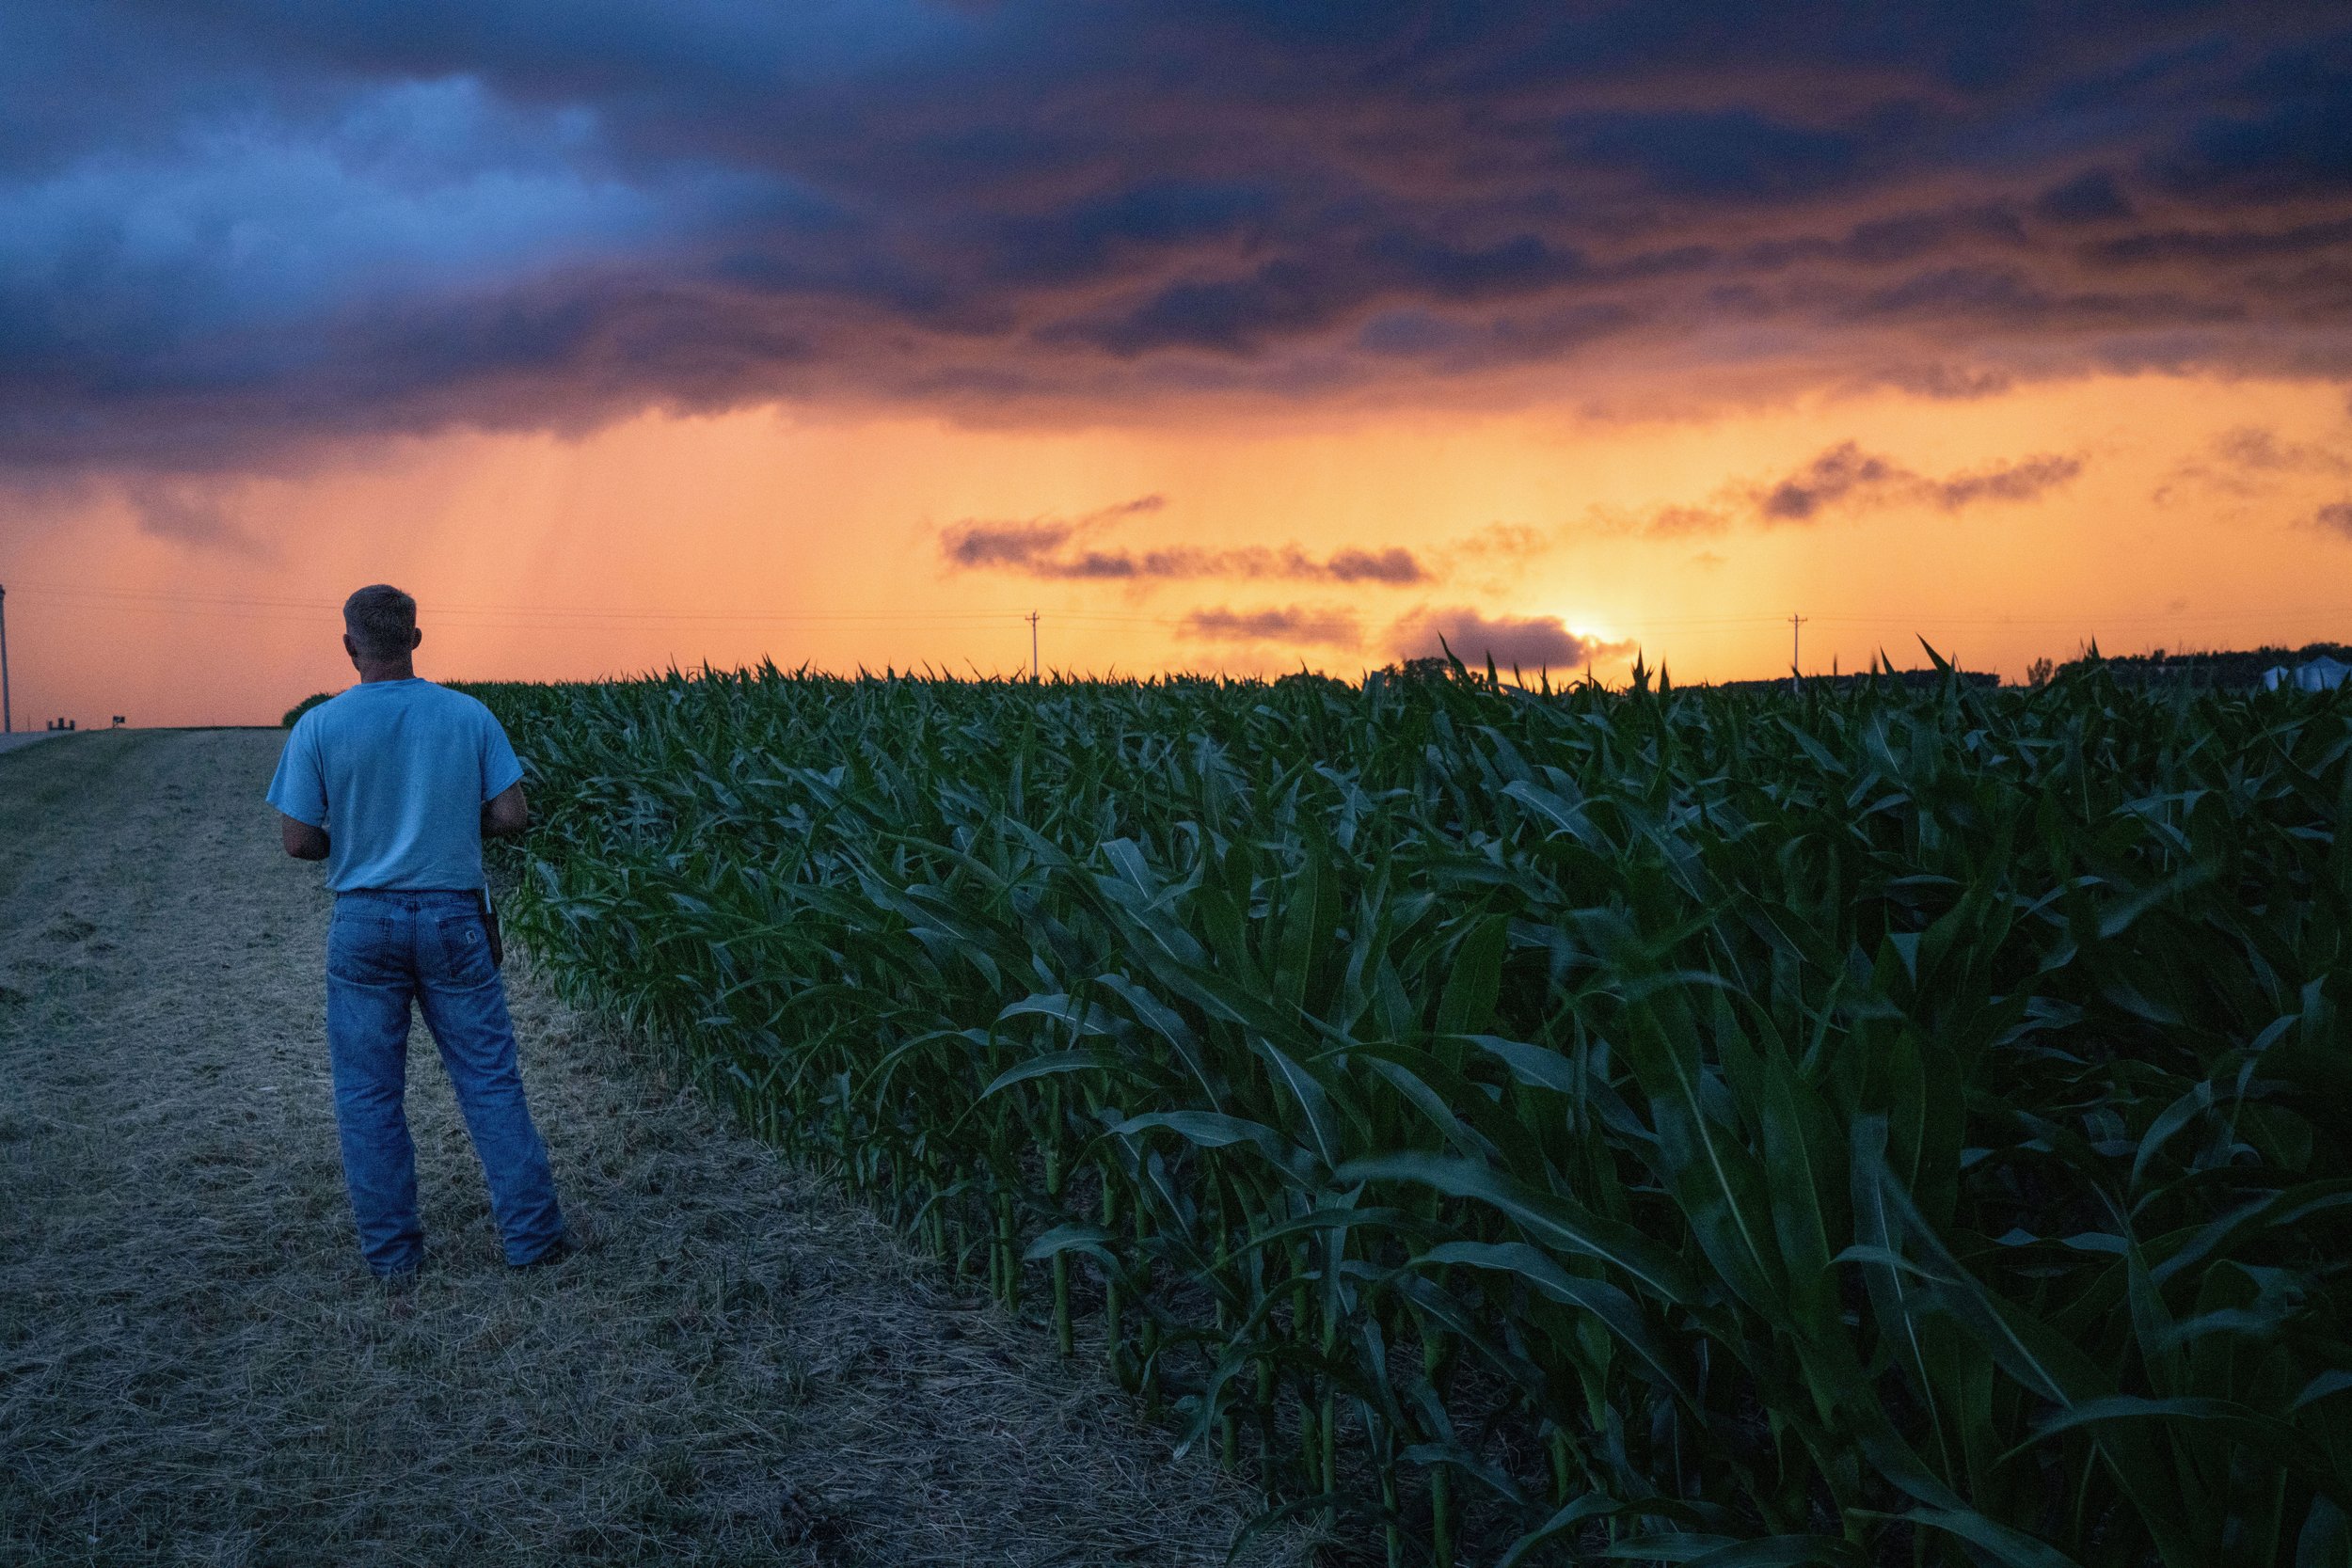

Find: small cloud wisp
942;498;1431;585
1181;605;1362;647
1592;440;2087;538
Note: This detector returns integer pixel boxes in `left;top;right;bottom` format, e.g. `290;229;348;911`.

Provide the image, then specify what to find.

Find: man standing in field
266;584;570;1278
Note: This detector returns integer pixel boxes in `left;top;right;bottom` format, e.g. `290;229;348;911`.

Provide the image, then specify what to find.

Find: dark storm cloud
2149;46;2352;205
942;500;1429;584
5;1;2352;473
2035;170;2136;225
2316;500;2352;539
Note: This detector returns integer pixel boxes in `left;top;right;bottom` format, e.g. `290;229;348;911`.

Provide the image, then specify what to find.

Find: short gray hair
343;584;418;658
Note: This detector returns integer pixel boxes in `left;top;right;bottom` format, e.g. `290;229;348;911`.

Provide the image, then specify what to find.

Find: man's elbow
484;785;530;840
279;817;330;860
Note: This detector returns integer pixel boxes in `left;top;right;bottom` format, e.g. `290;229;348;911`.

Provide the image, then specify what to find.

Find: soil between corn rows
0;729;1296;1567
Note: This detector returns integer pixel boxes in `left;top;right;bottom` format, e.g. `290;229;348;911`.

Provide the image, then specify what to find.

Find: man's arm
483;782;530;840
279;813;329;861
265;719;329;860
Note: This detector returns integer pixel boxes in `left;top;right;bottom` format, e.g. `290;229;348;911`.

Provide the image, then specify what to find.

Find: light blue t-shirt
264;679;525;893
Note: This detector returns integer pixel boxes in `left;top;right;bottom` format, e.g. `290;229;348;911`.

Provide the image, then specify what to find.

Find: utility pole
1026;610;1040;682
1789;611;1806;684
1;581;11;735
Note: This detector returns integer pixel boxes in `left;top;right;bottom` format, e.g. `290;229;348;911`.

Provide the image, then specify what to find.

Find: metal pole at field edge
1;581;11;734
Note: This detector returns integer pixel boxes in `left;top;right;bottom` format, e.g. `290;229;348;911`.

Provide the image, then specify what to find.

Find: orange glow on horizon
5;371;2349;730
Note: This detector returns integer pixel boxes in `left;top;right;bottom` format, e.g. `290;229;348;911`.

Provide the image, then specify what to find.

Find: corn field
468;659;2352;1567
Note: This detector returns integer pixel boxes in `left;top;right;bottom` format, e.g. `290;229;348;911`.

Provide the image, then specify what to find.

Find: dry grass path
0;730;1291;1567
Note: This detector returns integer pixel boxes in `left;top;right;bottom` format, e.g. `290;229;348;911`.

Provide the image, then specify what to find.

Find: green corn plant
471;657;2352;1566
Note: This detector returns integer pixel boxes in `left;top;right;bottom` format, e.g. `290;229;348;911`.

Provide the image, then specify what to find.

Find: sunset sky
3;2;2350;727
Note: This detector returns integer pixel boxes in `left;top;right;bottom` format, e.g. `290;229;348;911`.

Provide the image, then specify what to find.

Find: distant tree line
2051;641;2352;690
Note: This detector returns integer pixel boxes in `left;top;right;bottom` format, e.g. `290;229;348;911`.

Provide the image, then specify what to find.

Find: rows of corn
468;661;2351;1567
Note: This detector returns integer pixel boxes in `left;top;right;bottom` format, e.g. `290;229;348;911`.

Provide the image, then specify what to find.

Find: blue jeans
326;889;565;1274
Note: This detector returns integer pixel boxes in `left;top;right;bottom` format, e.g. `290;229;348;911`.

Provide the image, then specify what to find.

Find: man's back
267;679;523;893
272;585;567;1280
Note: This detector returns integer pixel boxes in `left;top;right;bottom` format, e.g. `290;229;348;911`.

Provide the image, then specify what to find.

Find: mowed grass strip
470;659;2352;1567
0;731;1292;1568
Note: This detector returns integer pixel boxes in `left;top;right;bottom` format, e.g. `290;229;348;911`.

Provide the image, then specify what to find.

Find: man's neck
355;658;416;684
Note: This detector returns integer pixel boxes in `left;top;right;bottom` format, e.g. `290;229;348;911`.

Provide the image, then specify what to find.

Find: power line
2;577;2343;642
2;584;1221;638
1;582;1045;626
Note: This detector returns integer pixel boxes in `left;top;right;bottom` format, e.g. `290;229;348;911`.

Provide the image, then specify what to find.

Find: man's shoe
511;1227;587;1272
373;1254;425;1287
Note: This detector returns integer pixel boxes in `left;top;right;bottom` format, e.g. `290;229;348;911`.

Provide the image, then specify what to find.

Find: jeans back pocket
431;911;497;988
327;911;398;983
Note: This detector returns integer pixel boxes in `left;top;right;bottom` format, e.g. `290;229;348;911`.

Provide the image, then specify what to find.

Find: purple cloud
1597;442;2086;537
2153;424;2352;505
940;499;1430;584
1930;452;2084;508
945;521;1078;570
1754;442;2083;525
1181;605;1360;647
1758;443;1912;522
1389;608;1634;672
2214;426;2352;475
1324;547;1424;584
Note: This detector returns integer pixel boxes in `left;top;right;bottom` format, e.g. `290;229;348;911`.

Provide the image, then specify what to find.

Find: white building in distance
2263;656;2352;691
